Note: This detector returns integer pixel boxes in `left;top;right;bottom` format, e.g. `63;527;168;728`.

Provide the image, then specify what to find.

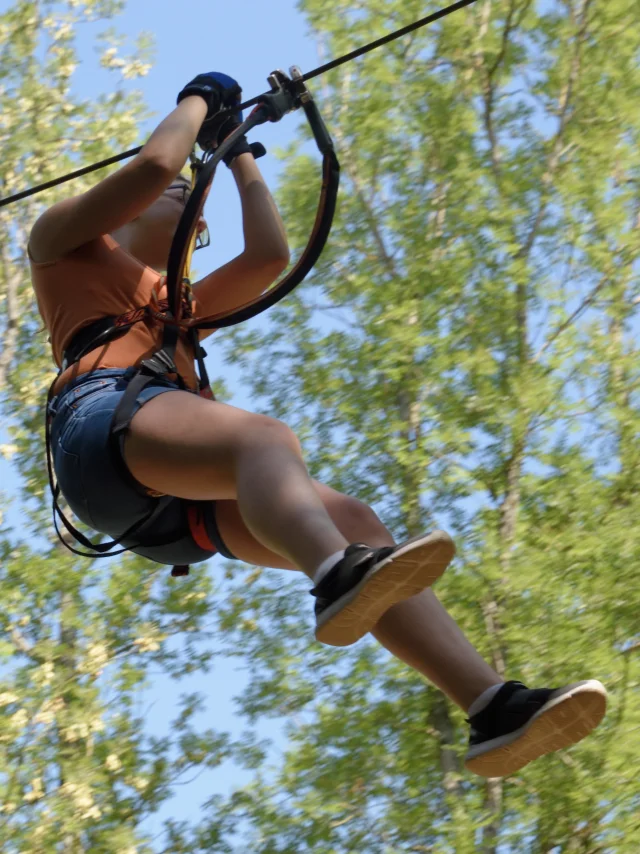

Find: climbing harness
45;69;339;574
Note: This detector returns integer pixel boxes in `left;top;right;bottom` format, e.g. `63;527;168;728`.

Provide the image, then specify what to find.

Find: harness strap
49;291;209;572
45;381;173;557
187;503;217;553
51;483;173;558
61;317;128;371
60;294;194;370
50;267;214;574
189;327;213;398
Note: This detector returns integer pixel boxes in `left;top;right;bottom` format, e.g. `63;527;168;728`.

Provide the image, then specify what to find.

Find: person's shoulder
27;238;57;268
29;203;108;266
28;154;170;265
28;198;78;265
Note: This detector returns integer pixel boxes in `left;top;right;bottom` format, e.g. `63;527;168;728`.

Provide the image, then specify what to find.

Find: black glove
205;110;267;167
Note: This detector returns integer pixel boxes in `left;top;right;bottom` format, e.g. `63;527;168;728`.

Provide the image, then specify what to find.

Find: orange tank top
30;234;199;395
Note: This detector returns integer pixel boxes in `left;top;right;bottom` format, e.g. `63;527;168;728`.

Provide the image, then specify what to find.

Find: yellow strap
183;157;200;283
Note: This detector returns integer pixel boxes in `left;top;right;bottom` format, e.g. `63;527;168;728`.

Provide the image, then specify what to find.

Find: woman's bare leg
372;594;502;711
123;391;348;575
215;483;502;712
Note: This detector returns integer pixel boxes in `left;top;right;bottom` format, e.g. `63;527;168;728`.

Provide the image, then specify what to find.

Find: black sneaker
311;530;455;647
464;679;607;777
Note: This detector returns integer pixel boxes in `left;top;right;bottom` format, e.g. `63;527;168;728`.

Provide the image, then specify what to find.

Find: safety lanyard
165;68;340;335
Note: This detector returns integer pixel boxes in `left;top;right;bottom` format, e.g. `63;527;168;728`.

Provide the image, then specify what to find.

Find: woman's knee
239;413;302;456
324;489;393;546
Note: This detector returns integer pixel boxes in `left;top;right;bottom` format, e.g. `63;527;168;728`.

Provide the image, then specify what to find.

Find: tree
0;3;236;852
191;0;640;850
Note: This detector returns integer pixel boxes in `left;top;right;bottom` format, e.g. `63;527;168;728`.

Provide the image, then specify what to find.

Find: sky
1;0;333;840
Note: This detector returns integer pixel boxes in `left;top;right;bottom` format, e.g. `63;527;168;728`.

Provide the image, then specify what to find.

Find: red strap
187;503;218;553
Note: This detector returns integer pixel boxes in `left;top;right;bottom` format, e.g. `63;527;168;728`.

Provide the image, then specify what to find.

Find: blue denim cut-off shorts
48;368;235;566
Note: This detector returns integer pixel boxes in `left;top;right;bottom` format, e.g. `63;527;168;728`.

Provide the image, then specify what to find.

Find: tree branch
317;53;398;280
515;0;593;261
533;274;609;362
475;0;534;185
622;640;640;656
428;691;463;798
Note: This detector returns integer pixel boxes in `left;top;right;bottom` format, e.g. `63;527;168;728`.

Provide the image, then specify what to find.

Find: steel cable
0;0;480;209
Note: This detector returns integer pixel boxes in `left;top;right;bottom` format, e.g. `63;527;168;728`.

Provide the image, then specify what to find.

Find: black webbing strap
109;369;158;440
189;327;212;397
45;379;173;558
109;309;185;439
49;258;210;572
48;305;194;561
51;481;172;558
104;316;200;575
61;316;123;371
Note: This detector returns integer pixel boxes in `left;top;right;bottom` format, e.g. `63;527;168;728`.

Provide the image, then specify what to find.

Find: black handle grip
302;98;335;155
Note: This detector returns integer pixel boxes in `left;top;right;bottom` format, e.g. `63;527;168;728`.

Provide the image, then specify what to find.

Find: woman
29;71;606;777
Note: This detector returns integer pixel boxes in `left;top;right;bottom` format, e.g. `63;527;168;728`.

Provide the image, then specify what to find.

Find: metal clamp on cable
254;70;299;122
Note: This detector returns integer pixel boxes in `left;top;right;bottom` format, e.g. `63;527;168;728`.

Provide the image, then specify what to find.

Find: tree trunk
58;590;82;852
481;252;530;851
429;692;462;799
0;245;20;392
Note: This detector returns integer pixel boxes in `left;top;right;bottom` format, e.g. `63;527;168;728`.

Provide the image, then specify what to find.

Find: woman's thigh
215;481;394;576
123;390;299;501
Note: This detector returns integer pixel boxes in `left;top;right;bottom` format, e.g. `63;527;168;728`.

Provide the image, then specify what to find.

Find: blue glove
177;71;241;119
181;72;266;166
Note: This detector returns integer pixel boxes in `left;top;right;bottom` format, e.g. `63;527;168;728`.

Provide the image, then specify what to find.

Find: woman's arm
29;96;208;264
191;152;290;330
231;153;289;263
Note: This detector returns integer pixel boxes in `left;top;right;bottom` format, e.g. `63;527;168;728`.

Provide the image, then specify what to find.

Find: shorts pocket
59;398;118;464
56;410;91;456
53;444;95;527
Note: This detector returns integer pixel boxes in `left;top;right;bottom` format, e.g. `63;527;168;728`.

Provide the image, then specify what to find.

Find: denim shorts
48;368;235;566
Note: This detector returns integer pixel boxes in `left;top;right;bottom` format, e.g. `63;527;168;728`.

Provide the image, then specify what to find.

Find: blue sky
1;0;333;839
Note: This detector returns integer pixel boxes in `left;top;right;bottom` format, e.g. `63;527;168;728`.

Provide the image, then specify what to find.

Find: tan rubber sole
464;680;608;778
315;530;456;647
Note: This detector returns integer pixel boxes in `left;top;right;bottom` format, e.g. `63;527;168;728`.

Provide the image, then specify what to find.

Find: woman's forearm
231;153;290;263
140;96;208;175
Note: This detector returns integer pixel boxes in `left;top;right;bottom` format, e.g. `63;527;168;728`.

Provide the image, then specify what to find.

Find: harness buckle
140;349;178;377
288;66;312;104
171;565;190;577
258;70;298;123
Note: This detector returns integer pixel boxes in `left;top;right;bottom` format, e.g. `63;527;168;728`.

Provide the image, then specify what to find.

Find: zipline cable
0;0;480;209
0;147;142;208
244;0;480;100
